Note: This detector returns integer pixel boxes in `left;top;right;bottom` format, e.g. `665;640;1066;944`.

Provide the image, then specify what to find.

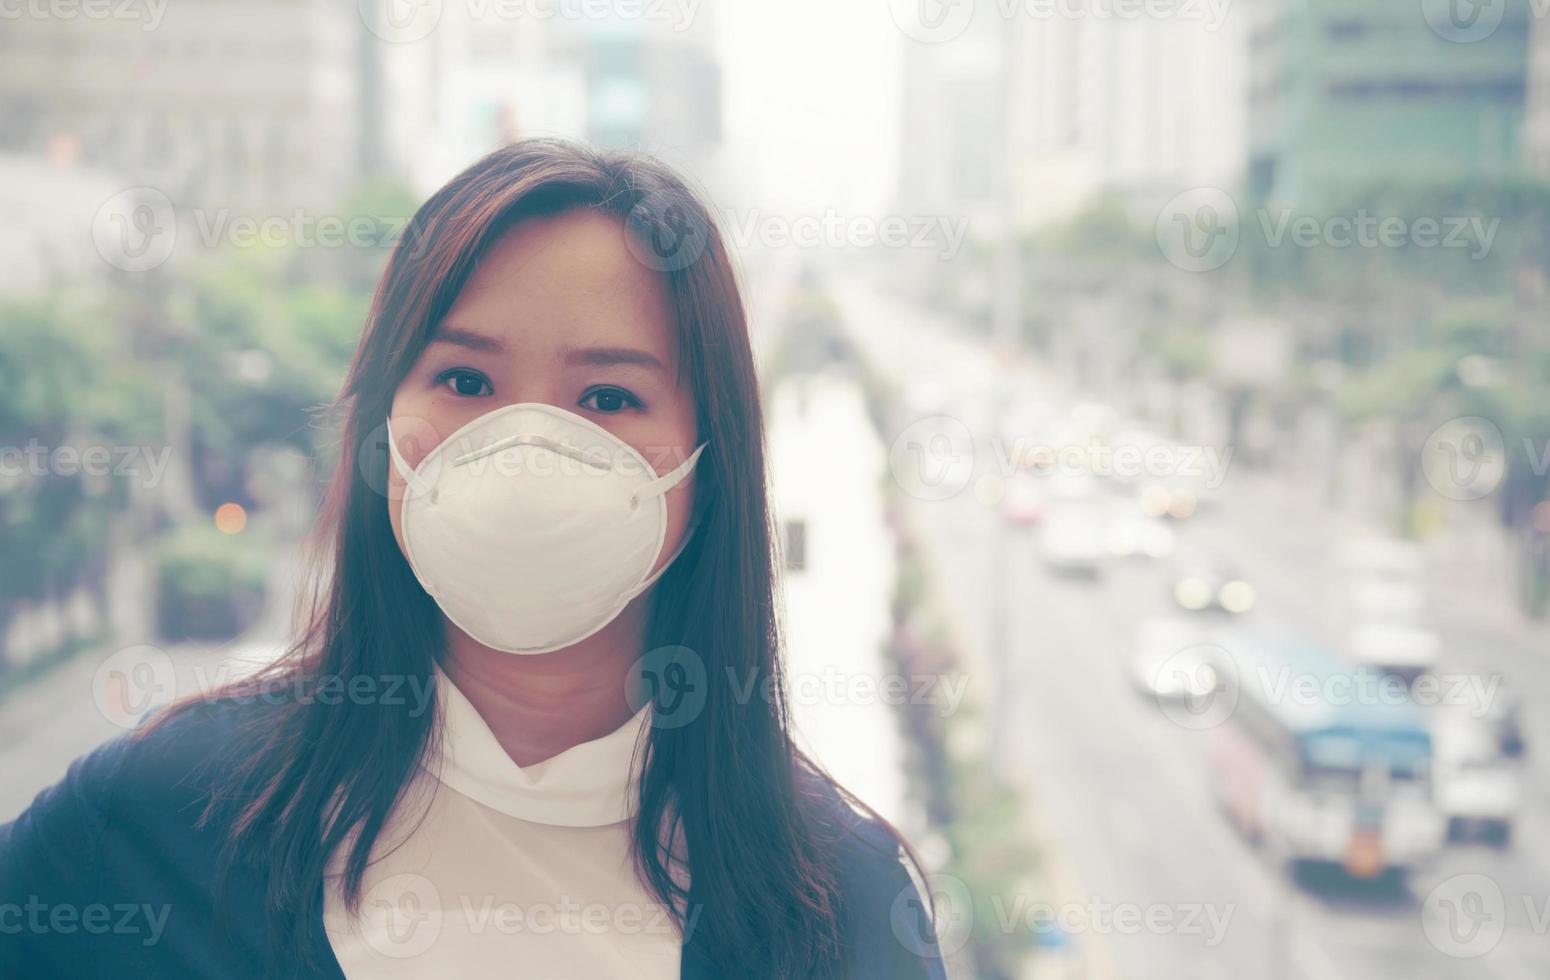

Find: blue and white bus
1203;627;1447;881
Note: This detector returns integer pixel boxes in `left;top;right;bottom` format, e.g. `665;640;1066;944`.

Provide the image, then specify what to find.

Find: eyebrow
429;326;506;354
561;345;667;372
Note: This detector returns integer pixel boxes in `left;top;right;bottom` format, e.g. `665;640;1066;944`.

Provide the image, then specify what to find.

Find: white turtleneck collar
423;663;651;828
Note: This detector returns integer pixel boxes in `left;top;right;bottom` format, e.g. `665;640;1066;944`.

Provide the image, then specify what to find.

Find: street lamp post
987;21;1021;772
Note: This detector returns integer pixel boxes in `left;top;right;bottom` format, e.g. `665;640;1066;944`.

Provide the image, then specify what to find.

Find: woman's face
386;209;699;582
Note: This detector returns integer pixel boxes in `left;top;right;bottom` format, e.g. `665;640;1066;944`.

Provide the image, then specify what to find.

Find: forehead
442;208;677;361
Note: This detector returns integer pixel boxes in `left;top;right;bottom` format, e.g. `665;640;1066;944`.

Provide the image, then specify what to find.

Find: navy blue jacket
0;698;947;979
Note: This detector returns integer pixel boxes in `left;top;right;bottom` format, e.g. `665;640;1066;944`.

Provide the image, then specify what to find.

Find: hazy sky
719;0;903;216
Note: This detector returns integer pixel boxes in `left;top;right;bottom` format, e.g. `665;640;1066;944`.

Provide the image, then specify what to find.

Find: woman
0;140;945;978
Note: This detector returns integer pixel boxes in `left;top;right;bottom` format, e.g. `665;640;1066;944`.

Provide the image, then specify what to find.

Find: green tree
0;298;160;661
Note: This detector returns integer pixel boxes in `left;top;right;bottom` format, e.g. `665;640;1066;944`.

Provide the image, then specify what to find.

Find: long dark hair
149;139;910;977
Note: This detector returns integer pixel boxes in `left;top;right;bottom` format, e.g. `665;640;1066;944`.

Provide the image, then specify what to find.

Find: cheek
384;401;447;565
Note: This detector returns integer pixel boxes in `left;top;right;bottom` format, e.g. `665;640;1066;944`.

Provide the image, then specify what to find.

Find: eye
579;385;643;414
436;368;492;398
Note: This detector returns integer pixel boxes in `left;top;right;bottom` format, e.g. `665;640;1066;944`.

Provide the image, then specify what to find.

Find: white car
1432;704;1521;846
1169;549;1257;615
1346;623;1441;686
1105;503;1176;560
1130;616;1221;701
1039;500;1106;578
1001;474;1047;527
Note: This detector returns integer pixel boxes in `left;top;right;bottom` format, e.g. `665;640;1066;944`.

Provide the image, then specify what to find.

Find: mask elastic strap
385;417;437;499
621;442;708;601
628;443;707;511
622;516;701;603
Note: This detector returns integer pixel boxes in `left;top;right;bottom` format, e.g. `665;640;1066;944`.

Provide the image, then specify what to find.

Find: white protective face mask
386;402;705;654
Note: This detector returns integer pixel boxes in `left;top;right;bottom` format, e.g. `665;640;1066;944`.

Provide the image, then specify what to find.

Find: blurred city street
839;278;1550;979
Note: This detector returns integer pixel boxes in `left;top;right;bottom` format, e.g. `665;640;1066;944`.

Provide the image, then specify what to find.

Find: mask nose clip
454;433;612;470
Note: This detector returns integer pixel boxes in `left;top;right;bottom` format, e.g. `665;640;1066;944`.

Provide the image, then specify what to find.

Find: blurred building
1529;9;1550;174
578;19;725;186
895;9;1248;229
0;0;360;214
0;153;124;294
1006;11;1249;225
1247;0;1533;203
360;8;725;198
897;25;1002;223
0;0;729;224
369;6;587;194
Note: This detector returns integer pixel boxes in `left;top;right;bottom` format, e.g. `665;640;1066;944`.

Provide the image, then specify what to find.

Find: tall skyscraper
896;20;1002;224
1247;0;1532;204
0;0;361;214
900;7;1248;229
578;16;725;184
1010;8;1247;216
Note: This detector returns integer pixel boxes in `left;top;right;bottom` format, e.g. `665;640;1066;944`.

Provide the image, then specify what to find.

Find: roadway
836;278;1550;980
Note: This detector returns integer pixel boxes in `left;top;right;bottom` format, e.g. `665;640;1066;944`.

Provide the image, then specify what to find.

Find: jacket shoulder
113;696;268;803
798;767;950;979
0;695;303;979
